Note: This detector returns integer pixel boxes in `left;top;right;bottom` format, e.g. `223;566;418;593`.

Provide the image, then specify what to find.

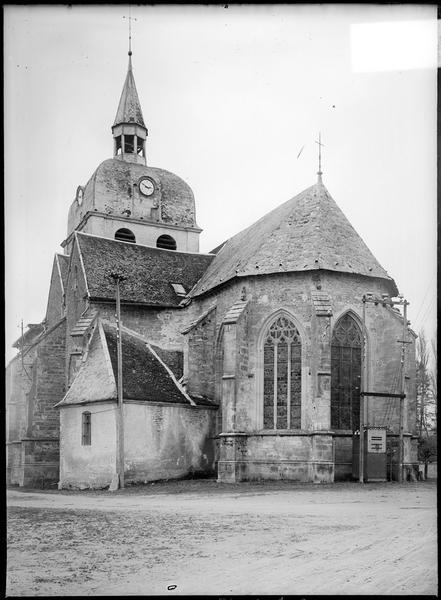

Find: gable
56;324;116;406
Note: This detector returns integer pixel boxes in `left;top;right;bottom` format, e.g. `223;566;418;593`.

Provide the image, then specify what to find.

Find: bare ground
6;479;437;596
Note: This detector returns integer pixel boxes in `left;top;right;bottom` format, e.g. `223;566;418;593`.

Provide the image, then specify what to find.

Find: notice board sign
367;428;386;454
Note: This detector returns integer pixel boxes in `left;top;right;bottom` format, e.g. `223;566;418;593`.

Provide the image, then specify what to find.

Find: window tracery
263;314;301;430
331;313;362;431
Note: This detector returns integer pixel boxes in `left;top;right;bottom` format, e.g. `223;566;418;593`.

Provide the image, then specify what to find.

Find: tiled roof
76;232;214;306
113;56;146;128
191;182;397;297
102;323;192;404
149;343;183;379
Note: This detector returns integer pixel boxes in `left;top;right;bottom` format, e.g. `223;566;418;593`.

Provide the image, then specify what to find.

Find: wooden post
359;296;366;483
398;301;408;484
115;277;125;489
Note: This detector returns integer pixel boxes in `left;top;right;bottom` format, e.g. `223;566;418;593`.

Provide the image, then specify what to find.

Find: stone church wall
6;352;35;443
191;269;416;482
92;302;190;351
185;308;217;400
6;318;66;487
59;401;217;489
29;319;66;440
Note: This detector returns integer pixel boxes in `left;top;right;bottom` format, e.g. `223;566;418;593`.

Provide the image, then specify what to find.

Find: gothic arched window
115;228;136;243
331;313;362;431
263;314;301;430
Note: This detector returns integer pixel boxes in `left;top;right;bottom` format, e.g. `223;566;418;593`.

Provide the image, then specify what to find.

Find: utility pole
359;296;367;483
362;292;409;483
21;319;25;375
110;272;127;489
398;299;409;483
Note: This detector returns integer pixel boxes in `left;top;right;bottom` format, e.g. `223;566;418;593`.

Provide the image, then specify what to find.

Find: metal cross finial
123;7;137;57
315;132;325;182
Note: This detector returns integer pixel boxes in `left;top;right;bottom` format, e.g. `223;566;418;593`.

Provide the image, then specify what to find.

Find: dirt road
7;479;437;596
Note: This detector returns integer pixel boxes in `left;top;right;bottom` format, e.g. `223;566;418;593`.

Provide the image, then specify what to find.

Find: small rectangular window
82;411;91;445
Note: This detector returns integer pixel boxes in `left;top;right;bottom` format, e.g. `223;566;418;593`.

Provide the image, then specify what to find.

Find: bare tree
416;330;433;437
430;335;437;429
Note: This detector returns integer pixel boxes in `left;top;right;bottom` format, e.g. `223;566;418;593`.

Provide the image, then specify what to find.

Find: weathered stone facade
185;271;417;482
6;318;66;487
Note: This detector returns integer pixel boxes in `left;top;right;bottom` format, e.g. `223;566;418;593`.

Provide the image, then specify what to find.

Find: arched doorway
331;313;362;431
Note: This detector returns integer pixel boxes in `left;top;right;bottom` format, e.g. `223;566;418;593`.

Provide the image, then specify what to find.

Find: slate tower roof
113;55;146;128
191;180;398;297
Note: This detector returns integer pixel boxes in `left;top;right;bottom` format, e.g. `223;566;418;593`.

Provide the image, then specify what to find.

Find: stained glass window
263;315;301;429
331;313;362;430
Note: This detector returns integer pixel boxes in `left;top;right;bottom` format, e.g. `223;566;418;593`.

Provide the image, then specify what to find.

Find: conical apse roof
191;181;397;296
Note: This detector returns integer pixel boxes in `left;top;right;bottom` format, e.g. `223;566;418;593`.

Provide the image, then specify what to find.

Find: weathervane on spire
315;132;325;183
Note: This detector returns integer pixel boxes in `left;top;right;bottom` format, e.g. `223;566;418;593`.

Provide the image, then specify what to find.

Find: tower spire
315;132;324;184
112;10;147;165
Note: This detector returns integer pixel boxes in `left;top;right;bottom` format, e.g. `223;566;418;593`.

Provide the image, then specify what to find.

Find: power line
413;274;436;325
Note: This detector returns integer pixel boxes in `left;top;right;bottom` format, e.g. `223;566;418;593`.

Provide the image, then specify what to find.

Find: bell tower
111;49;148;165
63;36;202;256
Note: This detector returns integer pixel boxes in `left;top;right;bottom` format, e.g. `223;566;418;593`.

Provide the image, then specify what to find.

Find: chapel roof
76;232;214;306
191;181;398;297
103;323;191;404
113;56;146;129
56;321;212;407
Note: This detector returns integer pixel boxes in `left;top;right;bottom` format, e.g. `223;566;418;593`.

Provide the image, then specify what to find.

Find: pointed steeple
111;52;148;165
113;55;146;129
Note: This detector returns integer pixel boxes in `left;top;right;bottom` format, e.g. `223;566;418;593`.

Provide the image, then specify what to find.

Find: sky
4;4;437;365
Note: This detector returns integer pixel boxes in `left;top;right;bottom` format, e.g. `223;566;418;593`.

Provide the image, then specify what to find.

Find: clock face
76;186;84;206
139;178;155;196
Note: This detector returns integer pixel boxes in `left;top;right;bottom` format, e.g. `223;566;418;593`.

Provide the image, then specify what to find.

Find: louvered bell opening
115;228;136;243
156;235;177;251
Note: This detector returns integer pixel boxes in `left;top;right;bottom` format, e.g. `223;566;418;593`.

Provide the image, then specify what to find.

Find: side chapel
6;50;419;489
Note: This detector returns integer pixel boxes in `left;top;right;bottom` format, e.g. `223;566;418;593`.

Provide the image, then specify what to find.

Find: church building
6;49;419;489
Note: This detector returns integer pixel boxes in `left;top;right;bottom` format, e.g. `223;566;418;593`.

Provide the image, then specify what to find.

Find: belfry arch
331;312;363;431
